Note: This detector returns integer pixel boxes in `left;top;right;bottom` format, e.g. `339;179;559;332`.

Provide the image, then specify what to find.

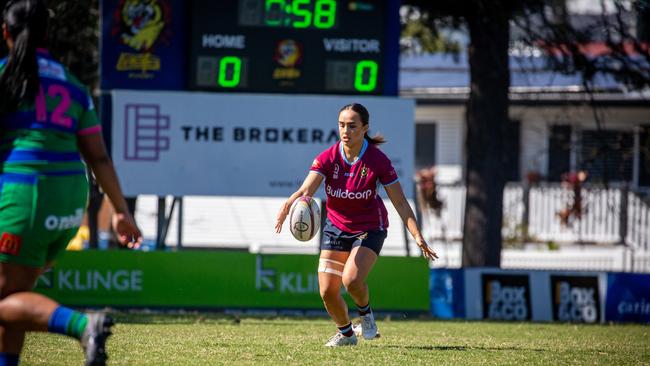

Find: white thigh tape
318;258;345;277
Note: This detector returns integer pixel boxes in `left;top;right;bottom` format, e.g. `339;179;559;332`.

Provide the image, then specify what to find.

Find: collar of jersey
339;139;368;166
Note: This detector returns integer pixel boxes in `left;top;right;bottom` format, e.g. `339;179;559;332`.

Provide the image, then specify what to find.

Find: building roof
399;53;650;104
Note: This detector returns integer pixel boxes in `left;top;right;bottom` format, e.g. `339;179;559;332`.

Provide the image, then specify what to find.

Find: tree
0;0;99;89
402;0;650;267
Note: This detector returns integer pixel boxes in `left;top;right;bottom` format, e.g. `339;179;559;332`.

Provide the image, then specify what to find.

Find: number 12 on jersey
35;84;73;128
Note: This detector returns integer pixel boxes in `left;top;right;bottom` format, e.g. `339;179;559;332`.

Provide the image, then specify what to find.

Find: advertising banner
550;275;600;323
481;273;532;321
605;273;650;323
429;269;464;319
111;90;414;197
100;0;187;90
35;251;428;311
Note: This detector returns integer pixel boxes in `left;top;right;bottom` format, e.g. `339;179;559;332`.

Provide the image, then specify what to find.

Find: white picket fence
428;242;650;273
627;193;650;251
420;183;650;251
130;183;650;273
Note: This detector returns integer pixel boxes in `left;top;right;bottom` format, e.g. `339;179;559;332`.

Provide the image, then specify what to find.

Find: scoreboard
188;0;400;95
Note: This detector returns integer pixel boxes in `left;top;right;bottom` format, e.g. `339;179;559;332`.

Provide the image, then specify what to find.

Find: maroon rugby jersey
310;139;399;233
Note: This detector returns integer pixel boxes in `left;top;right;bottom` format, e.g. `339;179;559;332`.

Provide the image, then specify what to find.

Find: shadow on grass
379;345;546;352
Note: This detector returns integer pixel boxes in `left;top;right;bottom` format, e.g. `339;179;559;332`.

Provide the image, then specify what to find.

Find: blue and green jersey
0;48;101;175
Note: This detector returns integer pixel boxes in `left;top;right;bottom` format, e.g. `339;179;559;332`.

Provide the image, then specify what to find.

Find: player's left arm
384;182;438;261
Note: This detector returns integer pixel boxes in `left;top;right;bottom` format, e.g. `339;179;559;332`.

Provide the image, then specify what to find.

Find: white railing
421;183;649;250
627;192;650;251
526;184;621;244
419;185;465;241
132;184;649;257
429;242;650;273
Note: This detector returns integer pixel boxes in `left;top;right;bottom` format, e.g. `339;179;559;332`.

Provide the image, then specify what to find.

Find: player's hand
112;212;143;249
274;202;290;233
415;236;438;261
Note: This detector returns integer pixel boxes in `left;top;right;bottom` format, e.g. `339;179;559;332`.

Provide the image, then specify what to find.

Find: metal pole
177;197;183;249
156;196;166;249
619;185;629;245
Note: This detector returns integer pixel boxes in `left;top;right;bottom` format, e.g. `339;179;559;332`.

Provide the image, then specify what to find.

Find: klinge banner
35;251;429;311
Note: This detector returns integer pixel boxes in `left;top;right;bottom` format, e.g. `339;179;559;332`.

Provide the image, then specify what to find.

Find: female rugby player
275;103;437;346
0;1;142;364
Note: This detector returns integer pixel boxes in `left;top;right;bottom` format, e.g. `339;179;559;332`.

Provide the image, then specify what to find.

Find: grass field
22;313;649;365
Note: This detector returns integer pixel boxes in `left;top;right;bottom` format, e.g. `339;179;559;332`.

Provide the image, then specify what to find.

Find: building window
504;120;521;182
415;123;436;170
547;125;572;182
640;125;650;187
580;130;634;183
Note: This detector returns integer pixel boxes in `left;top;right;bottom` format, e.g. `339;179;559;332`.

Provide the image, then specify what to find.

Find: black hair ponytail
0;0;48;113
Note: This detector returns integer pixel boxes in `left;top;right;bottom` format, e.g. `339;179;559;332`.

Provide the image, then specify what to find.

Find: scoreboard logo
551;275;600;323
112;0;172;76
482;274;531;321
273;39;303;80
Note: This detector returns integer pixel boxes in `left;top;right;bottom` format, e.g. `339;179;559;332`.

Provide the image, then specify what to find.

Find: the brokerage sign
482;273;532;321
111;90;415;197
551;275;600;323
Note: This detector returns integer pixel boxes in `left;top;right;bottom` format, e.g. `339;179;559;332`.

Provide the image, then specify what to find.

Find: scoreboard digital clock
188;0;399;95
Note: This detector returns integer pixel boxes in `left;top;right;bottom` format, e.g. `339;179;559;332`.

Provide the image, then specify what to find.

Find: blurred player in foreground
276;103;437;346
0;1;142;364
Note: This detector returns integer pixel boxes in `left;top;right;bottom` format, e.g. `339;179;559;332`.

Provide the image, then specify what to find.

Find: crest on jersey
361;167;368;177
333;163;340;179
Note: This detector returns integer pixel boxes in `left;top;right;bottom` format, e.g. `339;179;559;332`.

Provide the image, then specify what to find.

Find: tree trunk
462;2;510;267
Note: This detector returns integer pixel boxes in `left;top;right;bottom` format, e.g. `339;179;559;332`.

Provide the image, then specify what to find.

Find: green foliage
46;0;99;90
0;0;99;89
401;17;461;54
22;314;650;365
503;223;532;248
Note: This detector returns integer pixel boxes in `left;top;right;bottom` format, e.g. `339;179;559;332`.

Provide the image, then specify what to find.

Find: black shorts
320;218;387;256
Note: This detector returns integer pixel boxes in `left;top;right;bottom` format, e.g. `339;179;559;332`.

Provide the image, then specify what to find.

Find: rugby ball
289;196;321;241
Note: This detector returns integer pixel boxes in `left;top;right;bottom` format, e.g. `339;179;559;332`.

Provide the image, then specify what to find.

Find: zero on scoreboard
189;0;400;95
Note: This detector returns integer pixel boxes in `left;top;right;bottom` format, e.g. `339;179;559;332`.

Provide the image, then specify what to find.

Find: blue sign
100;0;186;90
430;269;465;319
605;273;650;323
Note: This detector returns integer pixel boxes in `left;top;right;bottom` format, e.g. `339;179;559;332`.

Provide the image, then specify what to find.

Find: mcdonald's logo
0;232;22;256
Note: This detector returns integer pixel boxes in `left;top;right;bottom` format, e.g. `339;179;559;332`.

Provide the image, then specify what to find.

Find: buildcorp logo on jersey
326;185;372;200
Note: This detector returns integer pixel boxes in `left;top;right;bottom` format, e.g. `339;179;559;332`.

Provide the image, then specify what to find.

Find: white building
401;52;650;189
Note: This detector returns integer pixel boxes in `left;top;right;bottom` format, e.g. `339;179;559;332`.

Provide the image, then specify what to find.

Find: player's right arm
77;132;143;248
274;171;324;233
